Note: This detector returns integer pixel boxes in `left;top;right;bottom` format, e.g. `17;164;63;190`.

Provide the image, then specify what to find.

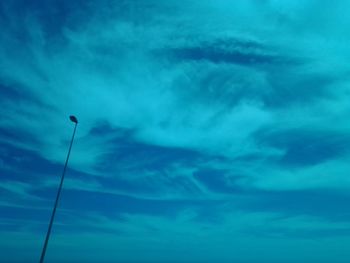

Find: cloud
1;0;350;198
2;0;350;192
2;1;350;262
4;208;350;262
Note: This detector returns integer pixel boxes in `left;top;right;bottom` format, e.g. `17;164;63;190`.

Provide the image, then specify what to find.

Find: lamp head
69;115;78;124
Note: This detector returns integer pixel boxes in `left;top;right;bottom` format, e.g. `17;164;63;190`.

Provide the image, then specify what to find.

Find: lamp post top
69;115;78;124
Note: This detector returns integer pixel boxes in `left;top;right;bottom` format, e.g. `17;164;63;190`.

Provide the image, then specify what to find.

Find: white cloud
26;209;350;262
247;157;350;191
1;0;350;192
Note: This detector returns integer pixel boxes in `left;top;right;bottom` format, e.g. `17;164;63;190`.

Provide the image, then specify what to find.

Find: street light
39;115;78;263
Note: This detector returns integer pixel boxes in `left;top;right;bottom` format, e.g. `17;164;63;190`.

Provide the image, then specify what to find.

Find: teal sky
1;0;350;262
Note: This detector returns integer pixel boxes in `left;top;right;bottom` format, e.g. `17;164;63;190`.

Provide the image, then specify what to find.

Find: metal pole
39;116;78;263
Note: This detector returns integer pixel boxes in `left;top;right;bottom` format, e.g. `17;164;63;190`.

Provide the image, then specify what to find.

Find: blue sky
1;0;350;262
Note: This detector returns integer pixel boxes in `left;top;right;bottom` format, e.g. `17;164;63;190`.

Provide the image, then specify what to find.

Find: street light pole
39;115;78;263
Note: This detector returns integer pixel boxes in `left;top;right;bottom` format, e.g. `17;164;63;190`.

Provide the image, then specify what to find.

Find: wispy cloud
2;0;350;262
